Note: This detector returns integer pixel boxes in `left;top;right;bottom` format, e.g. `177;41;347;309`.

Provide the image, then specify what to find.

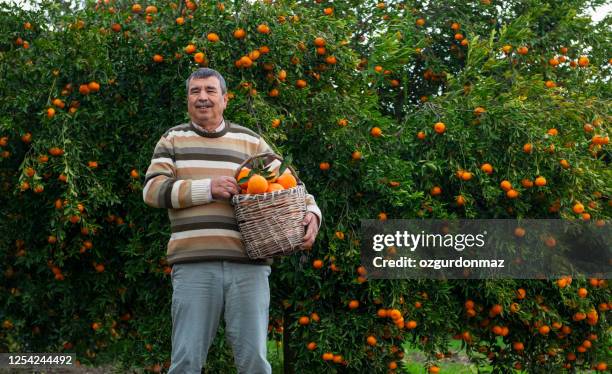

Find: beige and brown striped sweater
143;120;322;266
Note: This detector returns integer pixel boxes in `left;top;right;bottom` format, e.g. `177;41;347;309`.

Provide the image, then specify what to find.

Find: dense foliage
1;0;610;372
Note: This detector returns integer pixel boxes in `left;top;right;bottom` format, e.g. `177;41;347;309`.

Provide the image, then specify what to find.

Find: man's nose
197;90;209;101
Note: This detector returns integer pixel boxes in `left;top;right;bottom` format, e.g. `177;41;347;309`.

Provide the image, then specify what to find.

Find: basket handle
234;152;301;184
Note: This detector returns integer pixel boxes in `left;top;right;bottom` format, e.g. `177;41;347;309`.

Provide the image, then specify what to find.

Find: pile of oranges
236;167;297;194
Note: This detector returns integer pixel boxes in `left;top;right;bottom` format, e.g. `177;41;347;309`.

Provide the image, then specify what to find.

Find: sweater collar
190;119;228;138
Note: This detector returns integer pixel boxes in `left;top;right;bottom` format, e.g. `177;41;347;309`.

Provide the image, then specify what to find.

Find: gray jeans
168;261;272;374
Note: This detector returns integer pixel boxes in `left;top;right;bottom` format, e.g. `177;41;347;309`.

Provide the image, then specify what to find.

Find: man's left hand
300;212;319;250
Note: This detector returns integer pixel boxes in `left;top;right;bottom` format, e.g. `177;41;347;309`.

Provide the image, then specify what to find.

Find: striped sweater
142;120;322;266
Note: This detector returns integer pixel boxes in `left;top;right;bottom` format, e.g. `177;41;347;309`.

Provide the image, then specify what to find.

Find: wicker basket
231;152;306;259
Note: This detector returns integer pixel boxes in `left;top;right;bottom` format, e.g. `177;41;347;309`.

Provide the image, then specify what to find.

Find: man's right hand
210;176;241;200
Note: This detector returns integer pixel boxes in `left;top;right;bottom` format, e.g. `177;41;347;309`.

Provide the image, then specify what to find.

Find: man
142;68;322;374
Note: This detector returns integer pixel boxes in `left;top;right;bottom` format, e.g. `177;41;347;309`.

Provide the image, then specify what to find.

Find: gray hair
185;68;227;95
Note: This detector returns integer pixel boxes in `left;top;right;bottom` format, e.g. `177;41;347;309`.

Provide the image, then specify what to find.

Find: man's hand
211;176;240;200
300;212;320;250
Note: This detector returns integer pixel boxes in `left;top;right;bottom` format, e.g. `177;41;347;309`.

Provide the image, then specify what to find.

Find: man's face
187;76;228;127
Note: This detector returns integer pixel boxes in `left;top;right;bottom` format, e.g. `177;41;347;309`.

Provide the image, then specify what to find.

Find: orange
233;28;246;39
416;18;425;26
559;159;570;169
257;24;270;34
417;131;426;140
184;44;196;54
266;183;284;192
451;22;460;30
153;54;164;63
455;195;466;206
321;352;333;361
295;79;307;88
306;342;317;351
131;4;142;13
406;320;417;329
538;325;550;335
596;362;607;371
47;107;55;118
247;174;268;194
461;171;472;181
25;167;35;177
312;259;323;269
523;143;532;153
534;176;547;186
430;186;441;196
351;151;362;160
490;304;503;316
319;162;330;171
337;118;348;127
194;52;206;64
298;316;309;325
577;288;588;298
517;46;528;55
276;173;297;189
248;50;261;60
370;127;382;137
572;202;584;214
88;81;100;92
502;45;513;54
433;122;445;134
500;180;512;191
176;17;185;25
578;55;589;67
366;335;377;346
473;106;486;115
513;342;524;351
207;33;219;42
79;84;90;95
428;366;440;374
314;37;325;47
506;189;519;199
388;309;401;320
323;7;333;15
145;5;157;14
348;300;359;309
480;163;493;174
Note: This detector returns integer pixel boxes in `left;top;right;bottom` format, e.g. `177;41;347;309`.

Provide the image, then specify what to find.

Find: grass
401;340;491;373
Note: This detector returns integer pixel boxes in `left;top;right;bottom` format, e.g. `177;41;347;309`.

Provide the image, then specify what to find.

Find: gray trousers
168;261;272;374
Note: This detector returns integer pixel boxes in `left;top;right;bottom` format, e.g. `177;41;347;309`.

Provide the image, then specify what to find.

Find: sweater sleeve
256;137;323;229
143;135;213;209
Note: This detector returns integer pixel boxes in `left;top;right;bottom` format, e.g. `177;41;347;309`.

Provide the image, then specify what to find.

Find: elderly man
142;68;322;373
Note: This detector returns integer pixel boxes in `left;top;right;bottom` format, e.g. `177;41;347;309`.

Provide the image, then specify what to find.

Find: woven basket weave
231;153;306;259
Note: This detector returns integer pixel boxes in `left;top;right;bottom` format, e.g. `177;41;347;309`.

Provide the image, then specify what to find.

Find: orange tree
0;0;610;373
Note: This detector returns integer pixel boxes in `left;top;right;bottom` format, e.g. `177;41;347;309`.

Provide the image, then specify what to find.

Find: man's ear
222;92;228;109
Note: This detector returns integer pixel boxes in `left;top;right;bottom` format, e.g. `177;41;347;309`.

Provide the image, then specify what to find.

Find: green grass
401;340;491;373
268;340;284;374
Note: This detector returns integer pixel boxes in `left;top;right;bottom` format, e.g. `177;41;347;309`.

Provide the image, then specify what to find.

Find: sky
2;1;610;23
